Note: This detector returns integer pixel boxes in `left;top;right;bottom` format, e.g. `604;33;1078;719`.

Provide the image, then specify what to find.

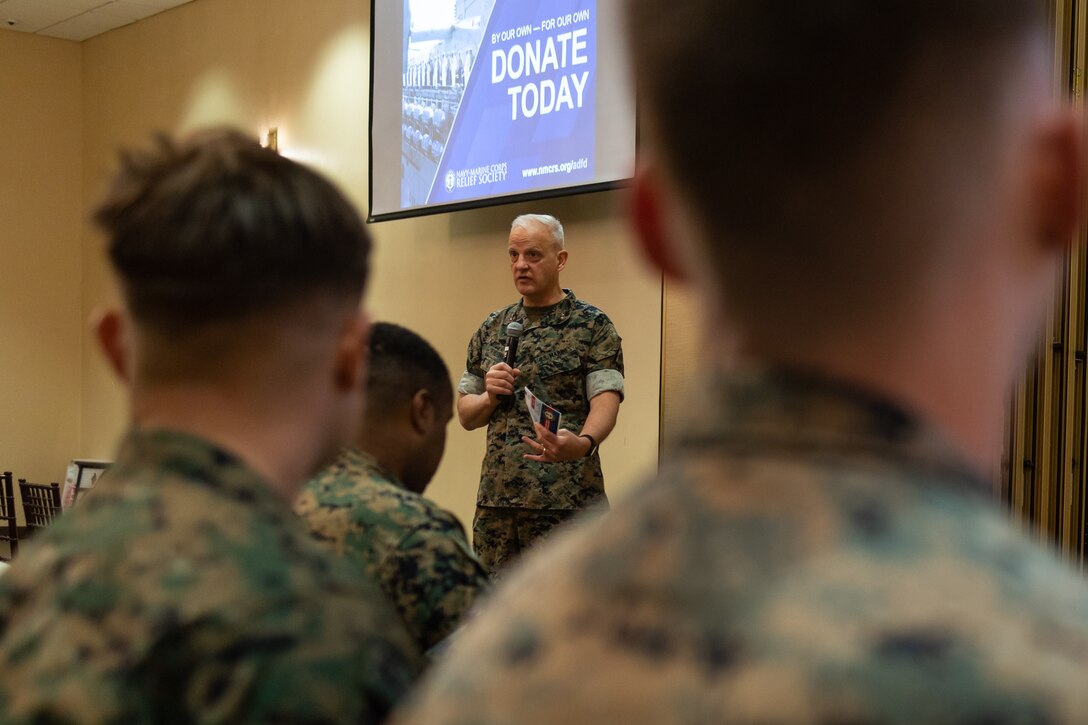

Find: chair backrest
0;473;16;560
18;480;61;532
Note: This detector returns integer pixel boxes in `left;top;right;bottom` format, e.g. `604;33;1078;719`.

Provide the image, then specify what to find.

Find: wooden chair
0;473;17;560
18;480;61;535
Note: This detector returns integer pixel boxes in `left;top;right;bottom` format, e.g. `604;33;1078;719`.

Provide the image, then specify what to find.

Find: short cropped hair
512;214;564;249
625;1;1046;322
365;322;453;420
95;128;371;331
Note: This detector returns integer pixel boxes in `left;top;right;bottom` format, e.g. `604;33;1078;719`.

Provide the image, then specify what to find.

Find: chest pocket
533;350;585;424
479;329;511;371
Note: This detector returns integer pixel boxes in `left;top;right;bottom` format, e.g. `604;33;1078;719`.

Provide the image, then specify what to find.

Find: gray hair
511;214;564;249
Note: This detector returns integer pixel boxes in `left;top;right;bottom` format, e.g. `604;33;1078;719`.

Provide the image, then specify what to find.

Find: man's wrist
579;433;598;458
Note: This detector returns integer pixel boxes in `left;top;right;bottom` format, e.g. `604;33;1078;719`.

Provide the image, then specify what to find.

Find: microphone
502;321;523;367
499;321;523;405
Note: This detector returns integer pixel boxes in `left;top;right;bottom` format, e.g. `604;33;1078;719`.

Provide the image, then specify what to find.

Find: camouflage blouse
295;447;489;651
459;289;624;510
398;368;1088;724
0;428;421;723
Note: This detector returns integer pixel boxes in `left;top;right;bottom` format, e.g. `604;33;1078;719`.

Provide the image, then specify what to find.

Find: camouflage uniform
0;428;421;723
295;446;489;651
469;505;582;576
396;369;1088;724
459;288;623;575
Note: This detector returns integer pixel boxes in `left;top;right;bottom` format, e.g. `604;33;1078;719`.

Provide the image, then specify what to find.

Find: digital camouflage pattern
396;369;1088;724
295;447;489;651
471;505;583;576
0;429;421;724
459;289;624;511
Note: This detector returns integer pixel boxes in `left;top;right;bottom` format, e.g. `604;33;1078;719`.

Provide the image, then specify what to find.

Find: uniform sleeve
458;371;485;396
459;320;491;396
465;323;488;380
585;318;624;401
387;516;491;651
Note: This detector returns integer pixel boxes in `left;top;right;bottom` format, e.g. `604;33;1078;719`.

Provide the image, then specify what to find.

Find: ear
556;248;568;272
92;307;130;383
333;309;370;393
631;163;688;281
1034;108;1083;250
409;388;435;436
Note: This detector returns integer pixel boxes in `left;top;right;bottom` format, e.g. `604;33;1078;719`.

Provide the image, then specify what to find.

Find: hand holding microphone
485;321;523;404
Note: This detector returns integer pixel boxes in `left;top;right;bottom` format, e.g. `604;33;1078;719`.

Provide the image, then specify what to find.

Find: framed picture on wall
62;459;111;510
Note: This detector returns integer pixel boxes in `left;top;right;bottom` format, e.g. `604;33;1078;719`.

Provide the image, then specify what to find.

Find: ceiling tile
126;0;193;8
90;1;158;21
39;12;134;41
0;0;83;33
0;0;194;41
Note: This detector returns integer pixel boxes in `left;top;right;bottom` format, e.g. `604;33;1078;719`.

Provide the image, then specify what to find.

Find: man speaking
457;214;623;577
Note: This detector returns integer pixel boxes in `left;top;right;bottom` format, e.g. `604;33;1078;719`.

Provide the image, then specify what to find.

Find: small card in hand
523;386;562;434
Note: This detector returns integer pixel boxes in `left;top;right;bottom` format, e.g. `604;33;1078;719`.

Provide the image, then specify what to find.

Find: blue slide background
427;0;597;205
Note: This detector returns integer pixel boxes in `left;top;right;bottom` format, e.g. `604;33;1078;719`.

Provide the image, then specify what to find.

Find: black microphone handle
503;336;520;367
498;336;519;407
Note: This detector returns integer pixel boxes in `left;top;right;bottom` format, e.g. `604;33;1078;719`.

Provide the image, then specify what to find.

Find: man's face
508;222;566;303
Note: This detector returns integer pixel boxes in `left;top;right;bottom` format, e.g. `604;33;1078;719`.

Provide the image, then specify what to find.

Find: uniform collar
508;288;576;331
676;366;986;490
339;446;405;490
112;427;286;512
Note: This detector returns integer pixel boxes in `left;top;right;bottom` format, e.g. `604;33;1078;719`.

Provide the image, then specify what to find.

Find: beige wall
77;0;662;531
661;279;704;458
0;30;83;515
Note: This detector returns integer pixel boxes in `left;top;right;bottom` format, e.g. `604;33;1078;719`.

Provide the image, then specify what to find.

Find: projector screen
369;0;637;222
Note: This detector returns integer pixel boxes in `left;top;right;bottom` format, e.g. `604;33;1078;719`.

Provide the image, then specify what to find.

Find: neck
355;424;408;484
749;340;1008;476
719;281;1041;478
523;287;565;308
131;381;340;501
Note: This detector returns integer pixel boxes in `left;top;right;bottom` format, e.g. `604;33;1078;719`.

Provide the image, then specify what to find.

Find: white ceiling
0;0;194;42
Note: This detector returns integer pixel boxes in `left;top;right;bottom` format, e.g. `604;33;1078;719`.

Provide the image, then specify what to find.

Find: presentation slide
370;0;636;221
